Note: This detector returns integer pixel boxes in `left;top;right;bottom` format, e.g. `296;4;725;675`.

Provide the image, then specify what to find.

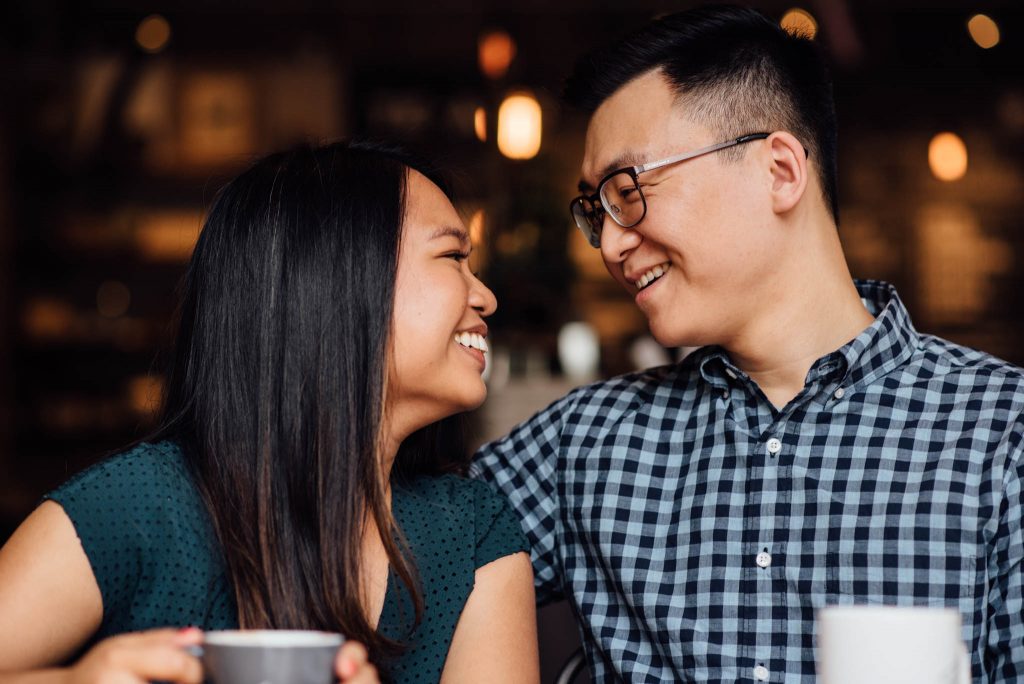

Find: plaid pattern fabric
471;280;1024;683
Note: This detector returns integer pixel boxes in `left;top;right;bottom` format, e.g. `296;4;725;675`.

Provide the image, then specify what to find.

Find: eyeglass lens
571;171;646;248
598;172;645;229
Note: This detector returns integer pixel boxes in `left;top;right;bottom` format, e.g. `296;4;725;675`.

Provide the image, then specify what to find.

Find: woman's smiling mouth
454;331;488;369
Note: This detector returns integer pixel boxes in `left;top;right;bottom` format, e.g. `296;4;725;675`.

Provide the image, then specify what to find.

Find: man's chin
646;315;713;349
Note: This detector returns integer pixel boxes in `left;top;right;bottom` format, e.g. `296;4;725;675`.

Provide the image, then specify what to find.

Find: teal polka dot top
45;441;529;682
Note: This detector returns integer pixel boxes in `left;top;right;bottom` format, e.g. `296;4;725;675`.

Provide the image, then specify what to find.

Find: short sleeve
41;442;235;636
44;452;150;621
470;391;580;605
471;479;530;569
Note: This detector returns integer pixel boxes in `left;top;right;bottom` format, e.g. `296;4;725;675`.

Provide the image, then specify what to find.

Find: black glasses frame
570;132;773;248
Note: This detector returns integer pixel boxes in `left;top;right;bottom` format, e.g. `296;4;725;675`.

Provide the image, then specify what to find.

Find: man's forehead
578;71;699;186
580;114;699;189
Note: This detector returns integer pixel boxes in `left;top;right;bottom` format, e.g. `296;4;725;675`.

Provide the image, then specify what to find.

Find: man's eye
619;186;642;201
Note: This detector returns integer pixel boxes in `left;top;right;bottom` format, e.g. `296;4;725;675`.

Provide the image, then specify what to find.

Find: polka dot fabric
44;441;237;647
44;442;529;683
380;475;530;681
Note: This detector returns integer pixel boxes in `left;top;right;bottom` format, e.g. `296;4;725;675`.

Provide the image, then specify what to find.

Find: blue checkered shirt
471;280;1024;683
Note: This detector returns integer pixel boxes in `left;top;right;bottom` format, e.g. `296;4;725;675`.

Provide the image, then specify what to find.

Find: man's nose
599;215;643;264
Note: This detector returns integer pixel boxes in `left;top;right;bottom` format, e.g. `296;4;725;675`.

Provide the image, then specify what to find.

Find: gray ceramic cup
199;630;345;684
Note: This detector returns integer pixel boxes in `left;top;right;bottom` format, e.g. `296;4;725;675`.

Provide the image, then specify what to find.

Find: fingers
335;641;377;682
172;626;203;647
345;662;380;684
98;630;204;683
111;646;203;683
107;627;198;648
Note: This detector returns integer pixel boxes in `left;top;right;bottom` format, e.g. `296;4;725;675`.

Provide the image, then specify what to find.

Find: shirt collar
833;279;919;389
696;279;919;392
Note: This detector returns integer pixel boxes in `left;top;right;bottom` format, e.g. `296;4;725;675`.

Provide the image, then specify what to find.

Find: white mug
817;606;970;684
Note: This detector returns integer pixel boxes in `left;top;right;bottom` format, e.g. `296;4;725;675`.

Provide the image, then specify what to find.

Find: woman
0;142;539;683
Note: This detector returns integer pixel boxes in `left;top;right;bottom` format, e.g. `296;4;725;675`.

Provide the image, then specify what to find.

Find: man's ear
767;131;808;215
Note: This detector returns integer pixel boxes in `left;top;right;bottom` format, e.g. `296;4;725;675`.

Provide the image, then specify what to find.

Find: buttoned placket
726;375;787;681
718;358;831;681
746;374;846;681
751;423;782;679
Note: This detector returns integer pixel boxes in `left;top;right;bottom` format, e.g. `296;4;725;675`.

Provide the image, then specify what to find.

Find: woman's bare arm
0;501;103;670
440;552;539;684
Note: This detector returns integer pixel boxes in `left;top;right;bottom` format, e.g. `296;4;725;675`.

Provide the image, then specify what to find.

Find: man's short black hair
564;4;839;222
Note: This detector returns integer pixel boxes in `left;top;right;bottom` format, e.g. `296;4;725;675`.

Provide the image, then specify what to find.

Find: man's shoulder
912;333;1024;393
549;361;697;425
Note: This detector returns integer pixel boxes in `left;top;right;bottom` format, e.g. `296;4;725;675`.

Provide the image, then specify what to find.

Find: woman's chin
419;382;488;423
455;382;488;413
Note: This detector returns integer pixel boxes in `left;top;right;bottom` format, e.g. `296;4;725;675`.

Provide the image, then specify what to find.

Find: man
471;5;1024;682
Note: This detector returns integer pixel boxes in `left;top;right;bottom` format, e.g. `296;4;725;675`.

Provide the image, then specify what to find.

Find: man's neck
724;254;875;411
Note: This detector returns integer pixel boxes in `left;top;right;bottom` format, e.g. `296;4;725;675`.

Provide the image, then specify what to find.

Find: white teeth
634;262;671;290
455;332;488;353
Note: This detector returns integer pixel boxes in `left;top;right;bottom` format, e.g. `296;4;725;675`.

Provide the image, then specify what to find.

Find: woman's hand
335;641;379;683
65;628;203;684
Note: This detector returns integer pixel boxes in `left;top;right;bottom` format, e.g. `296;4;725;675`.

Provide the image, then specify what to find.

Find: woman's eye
445;251;470;262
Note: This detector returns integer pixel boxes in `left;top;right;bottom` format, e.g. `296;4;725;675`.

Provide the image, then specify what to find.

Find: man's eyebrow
429;225;470;245
577;151;646;194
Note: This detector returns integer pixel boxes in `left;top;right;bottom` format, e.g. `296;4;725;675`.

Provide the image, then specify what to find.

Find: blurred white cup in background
817;605;970;684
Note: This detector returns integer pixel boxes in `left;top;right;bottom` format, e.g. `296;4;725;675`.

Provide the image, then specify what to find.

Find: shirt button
833;387;845;400
766;438;782;455
725;368;737;379
753;664;770;681
756;551;772;568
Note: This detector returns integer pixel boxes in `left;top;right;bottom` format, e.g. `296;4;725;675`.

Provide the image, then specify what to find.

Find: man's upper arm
986;426;1024;681
471;394;576;605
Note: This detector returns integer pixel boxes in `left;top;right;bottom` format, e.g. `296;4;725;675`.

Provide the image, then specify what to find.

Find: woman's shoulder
44;440;209;543
395;473;529;569
41;441;227;630
395;473;511;516
47;440;192;504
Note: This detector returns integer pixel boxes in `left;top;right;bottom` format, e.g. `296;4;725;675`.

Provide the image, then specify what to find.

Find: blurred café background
0;0;1022;679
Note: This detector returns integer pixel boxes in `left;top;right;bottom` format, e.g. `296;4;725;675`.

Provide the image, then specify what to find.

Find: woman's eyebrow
429;225;470;245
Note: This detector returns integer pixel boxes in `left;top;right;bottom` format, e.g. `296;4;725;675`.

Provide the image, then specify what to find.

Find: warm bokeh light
180;74;256;166
917;203;1011;324
97;281;131;318
497;93;542;160
474;107;487;142
23;298;75;340
469;209;486;246
478;30;516;80
780;8;818;39
135;15;171;54
127;374;165;416
135;210;204;261
928;132;968;181
967;14;1000;49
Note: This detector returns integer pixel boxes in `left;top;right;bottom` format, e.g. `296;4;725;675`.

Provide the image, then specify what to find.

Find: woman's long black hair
150;140;465;661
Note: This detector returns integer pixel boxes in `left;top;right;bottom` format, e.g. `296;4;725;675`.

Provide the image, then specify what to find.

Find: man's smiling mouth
634;262;671;290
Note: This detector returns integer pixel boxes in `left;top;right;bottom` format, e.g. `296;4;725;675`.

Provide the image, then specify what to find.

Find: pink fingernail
342;659;356;678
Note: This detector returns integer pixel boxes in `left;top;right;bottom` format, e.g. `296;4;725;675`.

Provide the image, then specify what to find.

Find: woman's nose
469;274;498;317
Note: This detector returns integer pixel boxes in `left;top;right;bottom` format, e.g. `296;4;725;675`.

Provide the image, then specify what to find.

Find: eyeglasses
570;132;771;248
